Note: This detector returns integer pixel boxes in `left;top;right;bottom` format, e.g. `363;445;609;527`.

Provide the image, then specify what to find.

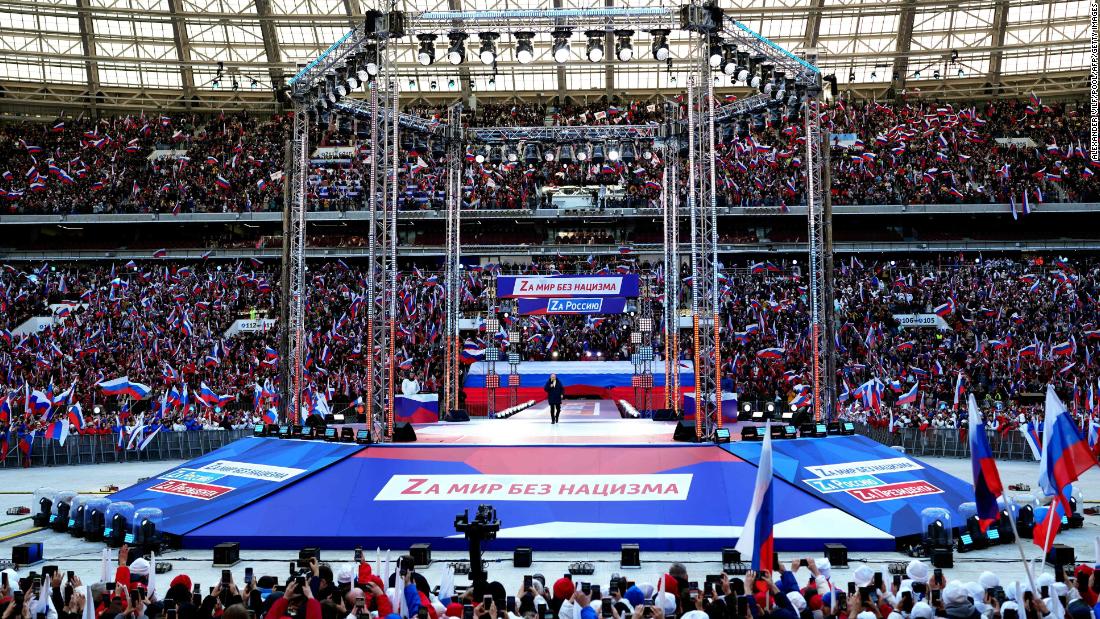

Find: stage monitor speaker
213;542;240;567
823;543;848;568
514;547;533;568
393;422;418;443
621;544;641;568
652;408;678;421
410;543;431;567
672;420;698;442
12;542;43;566
1046;544;1074;568
445;409;470;422
931;547;953;569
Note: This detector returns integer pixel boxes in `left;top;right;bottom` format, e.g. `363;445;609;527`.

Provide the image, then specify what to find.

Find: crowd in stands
1;252;1099;453
1;96;1096;216
3;545;1098;619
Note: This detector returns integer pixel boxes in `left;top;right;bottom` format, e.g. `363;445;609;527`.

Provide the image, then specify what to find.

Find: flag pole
997;483;1039;595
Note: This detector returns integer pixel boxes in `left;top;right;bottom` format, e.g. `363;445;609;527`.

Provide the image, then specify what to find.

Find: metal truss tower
442;102;465;417
661;127;681;416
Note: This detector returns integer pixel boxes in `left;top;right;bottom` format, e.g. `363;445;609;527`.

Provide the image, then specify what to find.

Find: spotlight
551;28;572;63
558;144;574;163
574;144;588;161
721;45;737;75
708;37;723;68
650;29;670;61
543;149;555;162
585;30;604;62
606;143;620;161
364;44;379;76
514;31;535;64
849;70;856;82
615;30;633;61
446;32;467;65
478;33;499;65
345;59;359;90
620;141;636;162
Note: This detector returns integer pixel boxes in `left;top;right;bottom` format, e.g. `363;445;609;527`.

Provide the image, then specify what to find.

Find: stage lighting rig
721;45;737;75
650;29;670;61
585;30;605;62
479;33;499;65
552;28;572;63
417;34;437;66
514;32;535;64
615;30;634;61
454;504;500;586
446;32;467;65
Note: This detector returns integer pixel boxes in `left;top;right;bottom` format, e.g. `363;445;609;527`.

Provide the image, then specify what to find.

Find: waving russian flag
897;382;919;406
968;395;1004;529
756;347;784;360
1035;385;1095;551
735;423;774;570
28;390;52;416
262;408;278;425
44;420;69;446
67;403;85;429
933;299;954;317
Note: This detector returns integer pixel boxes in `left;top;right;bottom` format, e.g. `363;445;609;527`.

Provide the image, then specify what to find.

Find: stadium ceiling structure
0;0;1093;116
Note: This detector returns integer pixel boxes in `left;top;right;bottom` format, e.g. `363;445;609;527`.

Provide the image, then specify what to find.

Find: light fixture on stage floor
83;498;110;542
323;427;339;441
33;487;56;527
104;502;134;547
750;410;765;422
514;32;535;64
714;427;730;443
920;507;953;567
741;426;764;441
132;507;163;552
955;502;987;553
800;423;827;438
650;29;670;61
446;33;467;65
49;491;75;532
355;429;371;444
340;427;355;443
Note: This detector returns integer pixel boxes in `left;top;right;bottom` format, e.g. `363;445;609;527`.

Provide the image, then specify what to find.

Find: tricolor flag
44;420;69;446
734;422;774;570
756;347;784;360
1034;385;1095;552
215;175;231;190
967;394;1004;530
897;382;919;406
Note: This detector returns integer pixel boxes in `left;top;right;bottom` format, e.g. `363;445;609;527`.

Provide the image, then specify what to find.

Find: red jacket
268;596;321;619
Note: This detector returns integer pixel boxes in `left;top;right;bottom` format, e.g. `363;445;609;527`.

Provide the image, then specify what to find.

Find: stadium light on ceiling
585;30;604;63
417;34;437;66
514;31;535;64
614;30;634;61
446;32;467;65
552;28;572;63
649;29;670;61
479;33;499;65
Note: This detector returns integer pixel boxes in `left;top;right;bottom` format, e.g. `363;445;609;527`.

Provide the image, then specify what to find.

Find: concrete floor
2;451;1099;595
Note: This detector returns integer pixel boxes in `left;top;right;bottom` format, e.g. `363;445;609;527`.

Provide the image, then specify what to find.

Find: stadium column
74;0;101;116
254;0;286;93
166;0;197;107
986;0;1009;94
891;0;916;91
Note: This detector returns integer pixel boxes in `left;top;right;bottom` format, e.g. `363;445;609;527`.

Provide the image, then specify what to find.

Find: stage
96;407;975;552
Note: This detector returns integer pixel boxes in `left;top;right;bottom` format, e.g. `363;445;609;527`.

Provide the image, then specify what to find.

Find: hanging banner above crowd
517;297;628;315
496;274;639;298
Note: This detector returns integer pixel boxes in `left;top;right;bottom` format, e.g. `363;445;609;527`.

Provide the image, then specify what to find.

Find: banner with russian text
517;296;628;315
496;275;639;298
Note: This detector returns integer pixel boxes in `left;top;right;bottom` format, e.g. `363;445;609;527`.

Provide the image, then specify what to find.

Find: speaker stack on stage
392;422;418;442
445;409;470;422
672;420;698;442
652;408;679;421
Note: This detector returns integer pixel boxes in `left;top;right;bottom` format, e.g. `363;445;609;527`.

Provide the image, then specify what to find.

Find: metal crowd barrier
855;423;1036;461
0;429;253;468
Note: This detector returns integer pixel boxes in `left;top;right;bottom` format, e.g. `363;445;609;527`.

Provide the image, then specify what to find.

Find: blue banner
108;437;360;536
497;274;639;298
517;296;628;315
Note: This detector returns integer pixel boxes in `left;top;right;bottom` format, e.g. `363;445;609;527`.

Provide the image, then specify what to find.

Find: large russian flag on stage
395;394;439;424
735;423;774;570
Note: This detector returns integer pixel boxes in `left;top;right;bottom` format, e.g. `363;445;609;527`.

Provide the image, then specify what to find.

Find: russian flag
29;390;52;416
1051;340;1075;356
44;420;69;446
215;175;231;190
968;394;1004;529
897;382;919;406
756;347;784;360
262;409;278;425
1036;385;1094;547
67;404;85;429
734;423;774;570
933;299;954;317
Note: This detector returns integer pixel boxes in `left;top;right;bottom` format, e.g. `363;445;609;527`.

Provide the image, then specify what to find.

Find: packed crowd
2;546;1097;619
1;253;1099;445
1;97;1095;215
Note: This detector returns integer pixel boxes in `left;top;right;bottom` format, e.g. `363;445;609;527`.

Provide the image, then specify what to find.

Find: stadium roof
0;0;1092;116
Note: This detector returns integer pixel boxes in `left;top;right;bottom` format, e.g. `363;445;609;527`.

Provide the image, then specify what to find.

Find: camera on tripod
454;505;501;585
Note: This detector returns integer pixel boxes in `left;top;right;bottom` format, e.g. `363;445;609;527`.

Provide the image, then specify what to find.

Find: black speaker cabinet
410;543;431;567
445;409;470;422
213;542;240;567
393;422;418;442
672;420;698;442
514;547;533;568
12;542;43;566
652;409;678;421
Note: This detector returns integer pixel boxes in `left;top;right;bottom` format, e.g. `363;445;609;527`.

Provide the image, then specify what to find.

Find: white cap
943;582;968;606
657;592;676;614
857;612;877;619
911;602;934;619
906;560;929;583
787;592;807;612
979;572;999;590
853;566;874;588
817;559;832;580
129;558;150;577
337;565;356;585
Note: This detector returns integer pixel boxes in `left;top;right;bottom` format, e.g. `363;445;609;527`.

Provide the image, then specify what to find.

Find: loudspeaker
12;542;43;566
445;409;470;422
393;422;418;443
514;547;533;568
823;543;848;568
652;409;678;421
621;544;641;568
1046;544;1075;568
672;420;698;442
213;542;240;567
410;543;431;567
931;547;953;569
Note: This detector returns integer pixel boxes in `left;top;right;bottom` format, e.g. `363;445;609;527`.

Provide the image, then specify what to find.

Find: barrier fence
1;429;253;468
855;423;1037;461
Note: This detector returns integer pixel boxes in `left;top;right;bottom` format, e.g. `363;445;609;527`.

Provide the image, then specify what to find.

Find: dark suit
544;379;564;423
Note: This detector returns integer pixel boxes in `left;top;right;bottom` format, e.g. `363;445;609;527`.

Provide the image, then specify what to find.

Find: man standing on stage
544;374;564;424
